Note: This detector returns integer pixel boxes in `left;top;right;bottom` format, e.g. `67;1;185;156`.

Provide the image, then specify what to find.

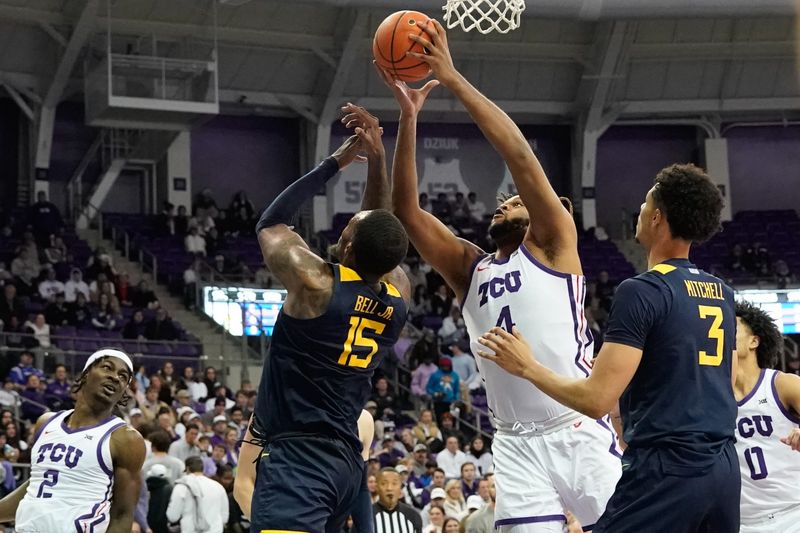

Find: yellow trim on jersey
384;282;401;298
339;264;362;282
651;263;677;275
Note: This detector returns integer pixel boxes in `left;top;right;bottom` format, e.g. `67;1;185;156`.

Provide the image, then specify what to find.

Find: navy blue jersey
604;258;736;468
254;263;407;455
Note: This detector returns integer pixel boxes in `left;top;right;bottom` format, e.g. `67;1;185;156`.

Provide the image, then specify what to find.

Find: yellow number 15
698;305;724;366
338;317;386;369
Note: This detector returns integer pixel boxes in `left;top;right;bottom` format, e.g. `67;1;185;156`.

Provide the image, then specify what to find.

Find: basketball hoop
443;0;526;34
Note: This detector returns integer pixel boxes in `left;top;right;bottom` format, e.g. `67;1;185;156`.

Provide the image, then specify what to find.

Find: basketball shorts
250;435;364;533
593;441;740;533
493;416;622;532
740;504;800;533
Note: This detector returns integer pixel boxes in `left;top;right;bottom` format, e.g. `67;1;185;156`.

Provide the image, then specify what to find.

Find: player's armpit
107;427;146;533
257;225;332;293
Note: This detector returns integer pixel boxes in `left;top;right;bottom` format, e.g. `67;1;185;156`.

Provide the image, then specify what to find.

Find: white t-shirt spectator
166;474;228;533
436;448;467;479
38;279;65;301
64;279;90;303
185;234;207;256
24;320;51;348
184;267;198;285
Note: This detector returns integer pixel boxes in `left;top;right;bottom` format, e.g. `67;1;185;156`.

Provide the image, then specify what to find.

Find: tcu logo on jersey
478;271;522;307
36;443;83;469
737;415;774;439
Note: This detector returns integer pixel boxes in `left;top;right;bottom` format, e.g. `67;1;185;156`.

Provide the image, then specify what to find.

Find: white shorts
493;416;622;532
740;505;800;533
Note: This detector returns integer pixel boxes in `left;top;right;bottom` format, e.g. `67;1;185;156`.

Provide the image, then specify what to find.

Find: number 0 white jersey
736;368;800;526
15;410;127;533
462;245;593;424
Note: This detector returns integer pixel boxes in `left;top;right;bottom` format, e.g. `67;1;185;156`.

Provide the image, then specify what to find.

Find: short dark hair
736;301;783;369
148;430;172;452
185;423;199;433
460;461;474;474
433;468;445;477
652;164;722;243
185;456;204;473
351;209;408;278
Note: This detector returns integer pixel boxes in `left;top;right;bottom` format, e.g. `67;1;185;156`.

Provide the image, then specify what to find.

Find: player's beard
489;217;528;247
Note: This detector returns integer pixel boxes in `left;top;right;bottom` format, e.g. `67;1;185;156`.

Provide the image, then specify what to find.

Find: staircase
77;228;261;391
614;238;647;274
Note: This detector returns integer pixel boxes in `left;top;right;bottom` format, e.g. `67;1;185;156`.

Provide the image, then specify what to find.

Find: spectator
175;205;189;235
373;468;422;533
206;443;228;475
753;243;772;277
430;285;453;318
396;428;418;456
371;377;398;421
134;364;150;391
3;315;32;351
158;202;176;236
43;235;67;266
178;367;207;404
166;456;228;533
436;436;466;480
145;464;174;533
467;192;486;222
183;259;201;309
68;291;92;328
38;268;64;302
412;409;443;452
450;341;478;388
464;437;493;477
205;228;222;257
184;227;207;256
0;382;18;410
145;308;179;341
476;478;489;503
774;260;796;289
192;188;218;217
464;474;495;533
439;414;465;448
9;351;45;390
145;430;186;483
141;386;169;422
0;284;24;324
442;479;467;520
409;443;429;478
203;397;231;426
441;517;460;533
24;313;52;349
168;423;202;462
411;356;438;400
44;364;72;410
85;252;116;283
91;293;118;330
420;487;446;527
422;504;445;533
420;469;446;508
377;435;405;468
459;462;479;498
229;191;255;219
20;374;47;423
209;415;228;448
595;270;616;310
131;279;159;310
438;308;465;347
64;268;90;303
29;191;63;244
157;410;179;442
44;292;70;326
88;273;116;304
122;309;147;340
396;464;419;508
115;272;132;306
426;359;460;422
202;367;222;399
223;427;239;467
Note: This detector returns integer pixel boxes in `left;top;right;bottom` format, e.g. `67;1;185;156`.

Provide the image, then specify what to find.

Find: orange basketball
373;10;433;83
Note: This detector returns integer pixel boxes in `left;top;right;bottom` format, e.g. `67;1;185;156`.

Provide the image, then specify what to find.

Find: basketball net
443;0;526;34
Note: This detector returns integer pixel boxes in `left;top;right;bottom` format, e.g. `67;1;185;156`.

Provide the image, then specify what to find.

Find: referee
373;468;422;533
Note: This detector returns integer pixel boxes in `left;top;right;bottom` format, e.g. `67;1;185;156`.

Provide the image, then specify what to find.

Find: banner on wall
327;123;568;217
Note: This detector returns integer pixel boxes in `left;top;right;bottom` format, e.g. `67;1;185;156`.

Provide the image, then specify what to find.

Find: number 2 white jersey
736;368;800;526
461;245;593;425
15;410;127;533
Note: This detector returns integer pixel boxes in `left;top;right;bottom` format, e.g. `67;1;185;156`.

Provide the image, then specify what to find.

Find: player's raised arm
107;426;146;533
255;136;364;294
341;103;412;305
776;372;800;451
409;20;577;259
377;65;482;301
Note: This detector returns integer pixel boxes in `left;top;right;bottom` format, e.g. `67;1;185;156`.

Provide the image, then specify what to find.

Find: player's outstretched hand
331;134;366;170
340;103;385;159
407;19;459;88
374;61;439;117
780;428;800;451
476;326;536;379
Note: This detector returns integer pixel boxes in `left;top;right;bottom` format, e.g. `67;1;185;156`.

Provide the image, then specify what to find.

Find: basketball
373;10;433;82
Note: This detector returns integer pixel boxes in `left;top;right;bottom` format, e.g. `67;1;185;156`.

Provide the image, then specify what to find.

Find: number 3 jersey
15;410;127;533
254;264;406;456
736;368;800;525
462;245;595;425
604;258;737;465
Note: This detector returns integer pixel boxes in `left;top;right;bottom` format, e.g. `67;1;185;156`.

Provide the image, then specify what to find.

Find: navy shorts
594;441;740;533
250;435;364;533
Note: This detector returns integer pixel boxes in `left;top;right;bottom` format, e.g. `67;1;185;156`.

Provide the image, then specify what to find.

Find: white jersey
462;245;593;424
16;410;128;533
736;368;800;526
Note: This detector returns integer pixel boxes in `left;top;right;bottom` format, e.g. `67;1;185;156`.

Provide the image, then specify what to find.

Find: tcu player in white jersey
734;301;800;532
0;348;145;533
376;19;620;532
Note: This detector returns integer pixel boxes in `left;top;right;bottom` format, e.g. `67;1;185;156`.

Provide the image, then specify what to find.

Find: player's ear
750;334;760;350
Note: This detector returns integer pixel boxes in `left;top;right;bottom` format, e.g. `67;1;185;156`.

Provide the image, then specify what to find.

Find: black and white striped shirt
373;501;422;533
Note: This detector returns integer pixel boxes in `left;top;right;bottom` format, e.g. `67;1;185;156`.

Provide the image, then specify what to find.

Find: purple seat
173;344;199;357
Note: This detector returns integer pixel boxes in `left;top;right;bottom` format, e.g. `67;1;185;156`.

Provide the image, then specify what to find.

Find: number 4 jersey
254;264;406;456
604;258;737;467
736;368;800;526
15;410;127;533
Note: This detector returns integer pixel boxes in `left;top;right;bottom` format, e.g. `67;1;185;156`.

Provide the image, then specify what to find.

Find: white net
443;0;526;34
